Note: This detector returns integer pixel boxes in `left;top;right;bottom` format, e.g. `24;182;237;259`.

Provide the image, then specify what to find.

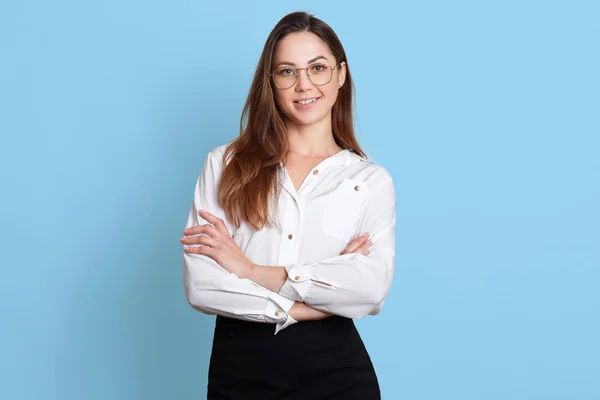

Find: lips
294;97;321;105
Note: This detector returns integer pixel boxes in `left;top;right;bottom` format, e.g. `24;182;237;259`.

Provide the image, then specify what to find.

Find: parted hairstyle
218;11;367;231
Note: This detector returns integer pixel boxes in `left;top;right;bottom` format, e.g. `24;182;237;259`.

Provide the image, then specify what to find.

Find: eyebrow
275;55;328;67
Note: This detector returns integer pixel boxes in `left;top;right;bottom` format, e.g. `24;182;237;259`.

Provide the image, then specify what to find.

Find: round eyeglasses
269;62;342;90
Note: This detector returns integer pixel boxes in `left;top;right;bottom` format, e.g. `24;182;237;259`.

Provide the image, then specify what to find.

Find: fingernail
366;240;372;245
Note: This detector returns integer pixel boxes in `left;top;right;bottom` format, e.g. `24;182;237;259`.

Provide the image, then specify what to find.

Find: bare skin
286;232;372;321
182;32;365;322
271;32;347;163
284;147;343;193
181;211;371;322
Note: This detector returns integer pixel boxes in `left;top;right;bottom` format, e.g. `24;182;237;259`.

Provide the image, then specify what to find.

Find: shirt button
294;276;301;281
354;185;360;191
288;233;293;240
313;169;319;175
275;310;281;316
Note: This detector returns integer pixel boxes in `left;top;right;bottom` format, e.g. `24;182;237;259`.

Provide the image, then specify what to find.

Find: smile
294;97;321;105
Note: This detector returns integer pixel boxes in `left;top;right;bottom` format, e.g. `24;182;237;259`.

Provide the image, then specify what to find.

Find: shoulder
194;142;235;183
355;160;396;208
204;141;235;168
351;154;394;190
207;141;232;159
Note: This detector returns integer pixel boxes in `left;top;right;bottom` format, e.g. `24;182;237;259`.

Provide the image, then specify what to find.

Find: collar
278;148;367;169
337;148;367;167
276;149;368;198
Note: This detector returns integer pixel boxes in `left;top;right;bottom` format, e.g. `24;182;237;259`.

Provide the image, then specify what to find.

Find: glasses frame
269;62;343;90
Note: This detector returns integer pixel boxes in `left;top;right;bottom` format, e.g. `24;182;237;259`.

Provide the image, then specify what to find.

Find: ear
337;61;347;88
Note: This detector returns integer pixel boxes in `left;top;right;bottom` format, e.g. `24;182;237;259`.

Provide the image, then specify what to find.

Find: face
271;31;346;127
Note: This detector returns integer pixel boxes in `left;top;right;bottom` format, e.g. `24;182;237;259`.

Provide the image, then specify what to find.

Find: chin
291;114;328;126
286;107;332;126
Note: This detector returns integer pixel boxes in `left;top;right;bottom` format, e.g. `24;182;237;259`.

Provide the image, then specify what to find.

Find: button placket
284;197;304;271
299;167;322;195
276;192;302;266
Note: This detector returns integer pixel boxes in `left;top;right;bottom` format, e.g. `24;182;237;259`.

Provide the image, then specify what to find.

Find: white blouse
183;142;396;334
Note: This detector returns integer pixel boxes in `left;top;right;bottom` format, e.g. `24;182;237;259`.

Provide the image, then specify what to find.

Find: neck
285;114;341;157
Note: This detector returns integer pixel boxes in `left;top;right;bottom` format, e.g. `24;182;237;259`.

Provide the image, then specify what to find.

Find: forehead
272;31;335;64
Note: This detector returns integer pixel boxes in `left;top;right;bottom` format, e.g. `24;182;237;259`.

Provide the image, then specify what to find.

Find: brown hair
219;11;366;231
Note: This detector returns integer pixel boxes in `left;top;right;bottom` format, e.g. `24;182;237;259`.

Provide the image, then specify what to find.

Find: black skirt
207;315;381;399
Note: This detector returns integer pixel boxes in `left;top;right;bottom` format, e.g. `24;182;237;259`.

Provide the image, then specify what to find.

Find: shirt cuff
278;263;314;302
274;313;298;335
268;291;295;314
263;290;295;322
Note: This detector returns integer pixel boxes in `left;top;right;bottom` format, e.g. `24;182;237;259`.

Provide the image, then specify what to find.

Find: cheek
321;85;340;105
274;91;291;109
323;76;340;94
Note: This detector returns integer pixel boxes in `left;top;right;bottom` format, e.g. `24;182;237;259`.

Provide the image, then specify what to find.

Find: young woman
180;11;396;399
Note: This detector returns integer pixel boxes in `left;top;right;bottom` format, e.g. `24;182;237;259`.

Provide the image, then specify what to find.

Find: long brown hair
219;11;366;231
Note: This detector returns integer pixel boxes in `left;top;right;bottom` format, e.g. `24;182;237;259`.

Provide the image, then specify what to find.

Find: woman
180;11;396;399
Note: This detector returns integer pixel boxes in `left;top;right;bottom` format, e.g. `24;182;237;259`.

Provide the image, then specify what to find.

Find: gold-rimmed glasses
269;62;341;89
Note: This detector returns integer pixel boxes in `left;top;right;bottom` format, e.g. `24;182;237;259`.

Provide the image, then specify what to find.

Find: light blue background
1;1;598;399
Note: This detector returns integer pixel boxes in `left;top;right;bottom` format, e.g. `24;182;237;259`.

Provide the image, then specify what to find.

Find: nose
295;68;313;91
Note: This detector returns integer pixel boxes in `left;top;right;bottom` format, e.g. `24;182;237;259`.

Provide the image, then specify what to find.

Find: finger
183;223;220;238
183;225;206;235
344;233;370;253
183;245;215;257
340;236;366;255
352;239;372;254
180;234;218;247
198;210;230;237
343;236;365;254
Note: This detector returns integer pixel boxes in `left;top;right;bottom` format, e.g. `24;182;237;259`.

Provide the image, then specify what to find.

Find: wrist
241;261;258;280
289;302;332;322
288;302;305;321
245;264;287;293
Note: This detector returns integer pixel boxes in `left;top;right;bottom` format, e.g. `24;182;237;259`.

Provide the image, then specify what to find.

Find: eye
277;68;295;76
310;63;329;73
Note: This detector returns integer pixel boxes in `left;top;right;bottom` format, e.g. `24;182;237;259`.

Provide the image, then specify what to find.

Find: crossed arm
181;150;395;333
182;209;373;322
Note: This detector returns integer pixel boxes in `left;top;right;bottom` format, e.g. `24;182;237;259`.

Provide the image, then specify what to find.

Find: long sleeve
278;176;396;319
183;148;297;334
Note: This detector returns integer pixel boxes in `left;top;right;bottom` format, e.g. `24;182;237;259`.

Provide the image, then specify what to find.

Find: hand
290;232;373;322
180;210;255;279
340;233;372;256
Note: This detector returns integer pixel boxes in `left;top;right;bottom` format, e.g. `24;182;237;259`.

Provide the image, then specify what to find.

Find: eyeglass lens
272;63;334;89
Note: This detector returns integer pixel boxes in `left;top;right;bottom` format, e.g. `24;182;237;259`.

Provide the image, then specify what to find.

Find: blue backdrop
1;1;598;399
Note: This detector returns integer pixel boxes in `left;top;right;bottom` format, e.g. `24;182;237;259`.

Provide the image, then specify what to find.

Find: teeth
298;98;318;105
